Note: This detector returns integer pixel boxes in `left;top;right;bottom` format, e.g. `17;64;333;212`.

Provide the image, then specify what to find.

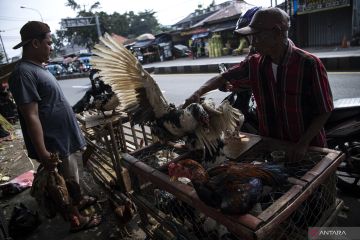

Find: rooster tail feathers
91;32;169;124
260;164;288;186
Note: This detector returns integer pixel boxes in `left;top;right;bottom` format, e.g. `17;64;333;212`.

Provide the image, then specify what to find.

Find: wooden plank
224;134;262;160
301;152;342;182
287;177;307;186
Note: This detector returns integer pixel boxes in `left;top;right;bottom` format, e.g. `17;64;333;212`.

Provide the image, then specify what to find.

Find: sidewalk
143;46;360;74
0;124;145;240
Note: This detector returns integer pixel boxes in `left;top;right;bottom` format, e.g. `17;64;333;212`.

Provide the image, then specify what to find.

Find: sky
0;0;280;60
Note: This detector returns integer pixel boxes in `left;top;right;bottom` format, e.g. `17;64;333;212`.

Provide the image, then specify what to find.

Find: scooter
219;63;360;195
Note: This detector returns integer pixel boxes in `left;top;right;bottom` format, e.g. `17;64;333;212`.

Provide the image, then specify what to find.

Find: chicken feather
91;33;244;156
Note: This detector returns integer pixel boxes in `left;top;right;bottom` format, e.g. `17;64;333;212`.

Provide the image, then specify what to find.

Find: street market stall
78;108;344;239
119;133;344;240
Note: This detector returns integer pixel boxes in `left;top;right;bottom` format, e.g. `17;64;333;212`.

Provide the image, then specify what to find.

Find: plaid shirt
222;40;333;147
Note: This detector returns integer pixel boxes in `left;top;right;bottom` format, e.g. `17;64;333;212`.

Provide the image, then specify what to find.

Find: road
60;72;360;106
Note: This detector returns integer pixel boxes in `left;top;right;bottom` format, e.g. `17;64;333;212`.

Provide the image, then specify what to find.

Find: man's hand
223;81;234;91
40;152;60;171
287;142;309;163
182;91;201;109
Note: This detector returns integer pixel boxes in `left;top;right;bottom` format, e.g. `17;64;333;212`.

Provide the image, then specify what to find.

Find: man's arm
289;111;331;162
18;102;55;168
183;74;227;108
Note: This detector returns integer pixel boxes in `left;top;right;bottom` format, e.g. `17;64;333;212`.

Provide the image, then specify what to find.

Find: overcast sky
0;0;281;59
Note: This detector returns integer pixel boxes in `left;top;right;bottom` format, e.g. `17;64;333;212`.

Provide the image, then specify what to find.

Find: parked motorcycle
218;63;360;195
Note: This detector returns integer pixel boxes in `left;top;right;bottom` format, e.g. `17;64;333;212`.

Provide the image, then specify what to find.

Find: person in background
8;21;101;232
184;8;333;163
191;39;198;59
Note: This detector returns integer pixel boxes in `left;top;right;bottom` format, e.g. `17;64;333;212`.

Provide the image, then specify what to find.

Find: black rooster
72;69;119;114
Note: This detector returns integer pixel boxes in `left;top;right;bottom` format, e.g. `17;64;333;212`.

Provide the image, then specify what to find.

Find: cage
120;133;344;240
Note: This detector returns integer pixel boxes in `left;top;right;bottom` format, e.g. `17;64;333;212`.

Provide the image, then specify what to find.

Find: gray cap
235;7;290;36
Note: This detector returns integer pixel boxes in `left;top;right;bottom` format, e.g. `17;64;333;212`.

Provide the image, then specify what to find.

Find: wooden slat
256;152;344;239
301;152;340;182
287;177;307;186
122;153;262;238
257;185;303;222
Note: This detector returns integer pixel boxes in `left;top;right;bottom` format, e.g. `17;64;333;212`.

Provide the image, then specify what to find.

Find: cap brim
13;39;31;49
234;26;259;36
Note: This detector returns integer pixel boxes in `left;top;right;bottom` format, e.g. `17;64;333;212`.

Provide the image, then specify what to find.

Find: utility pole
0;30;9;63
95;15;101;38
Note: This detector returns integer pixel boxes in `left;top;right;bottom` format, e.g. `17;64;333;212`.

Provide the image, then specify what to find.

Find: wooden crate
121;132;345;240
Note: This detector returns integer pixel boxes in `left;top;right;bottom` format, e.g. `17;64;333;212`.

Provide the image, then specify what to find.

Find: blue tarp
191;32;210;40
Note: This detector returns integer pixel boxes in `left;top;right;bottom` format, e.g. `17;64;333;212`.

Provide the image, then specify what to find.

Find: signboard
297;0;351;14
61;17;95;28
180;28;209;36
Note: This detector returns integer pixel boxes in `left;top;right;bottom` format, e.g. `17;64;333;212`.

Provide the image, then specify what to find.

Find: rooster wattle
90;33;244;157
168;159;287;214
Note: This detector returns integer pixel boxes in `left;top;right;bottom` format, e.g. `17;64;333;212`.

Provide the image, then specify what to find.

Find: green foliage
51;33;64;57
53;0;162;52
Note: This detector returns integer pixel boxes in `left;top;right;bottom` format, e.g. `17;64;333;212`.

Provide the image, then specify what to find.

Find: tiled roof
193;1;254;27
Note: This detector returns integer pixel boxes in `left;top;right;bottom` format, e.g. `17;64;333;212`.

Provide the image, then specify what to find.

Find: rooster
91;33;243;159
72;69;119;114
109;197;136;238
168;159;287;214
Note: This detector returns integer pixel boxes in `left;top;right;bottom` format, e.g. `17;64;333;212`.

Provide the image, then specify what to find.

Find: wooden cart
120;133;345;240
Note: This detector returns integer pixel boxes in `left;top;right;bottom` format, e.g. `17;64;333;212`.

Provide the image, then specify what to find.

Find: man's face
249;29;277;56
34;33;53;63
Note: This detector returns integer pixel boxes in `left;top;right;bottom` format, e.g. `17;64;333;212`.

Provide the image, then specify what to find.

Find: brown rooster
168;159;287;214
109;197;136;237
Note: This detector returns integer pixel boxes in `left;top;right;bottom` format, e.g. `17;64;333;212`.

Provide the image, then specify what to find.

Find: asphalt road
59;72;360;106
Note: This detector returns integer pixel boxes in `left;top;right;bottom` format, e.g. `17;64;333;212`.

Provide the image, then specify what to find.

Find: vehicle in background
173;44;191;58
78;53;93;72
46;64;65;76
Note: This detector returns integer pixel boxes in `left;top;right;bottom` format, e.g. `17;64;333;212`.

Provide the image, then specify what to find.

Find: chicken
154;189;196;225
168;159;287;214
90;33;244;158
109;197;136;237
72;69;119;114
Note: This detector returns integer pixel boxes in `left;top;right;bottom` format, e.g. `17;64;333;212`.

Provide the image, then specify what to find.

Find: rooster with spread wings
91;33;244;157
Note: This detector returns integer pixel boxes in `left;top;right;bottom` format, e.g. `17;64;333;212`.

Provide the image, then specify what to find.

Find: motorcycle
219;63;360;195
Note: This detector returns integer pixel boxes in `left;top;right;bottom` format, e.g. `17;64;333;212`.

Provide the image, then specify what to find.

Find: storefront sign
180;28;209;36
61;17;95;28
297;0;350;14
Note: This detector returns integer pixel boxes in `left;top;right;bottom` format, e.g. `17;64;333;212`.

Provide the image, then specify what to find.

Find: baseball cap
235;7;290;36
13;21;51;49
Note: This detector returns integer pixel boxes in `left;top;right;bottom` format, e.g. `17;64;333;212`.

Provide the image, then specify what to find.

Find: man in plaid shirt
184;8;333;162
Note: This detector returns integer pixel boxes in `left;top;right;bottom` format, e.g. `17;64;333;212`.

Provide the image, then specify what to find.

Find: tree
127;10;160;36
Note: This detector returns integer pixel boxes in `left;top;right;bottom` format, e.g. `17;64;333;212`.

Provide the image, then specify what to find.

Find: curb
146;56;360;74
56;72;89;80
55;56;360;80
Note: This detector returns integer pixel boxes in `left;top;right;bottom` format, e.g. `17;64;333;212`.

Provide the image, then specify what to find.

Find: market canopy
132;39;155;48
136;33;155;41
210;21;237;33
191;32;210;40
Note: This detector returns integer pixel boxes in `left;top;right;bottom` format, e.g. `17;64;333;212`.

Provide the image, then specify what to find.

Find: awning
191;32;210;40
210;21;237;33
132;40;154;49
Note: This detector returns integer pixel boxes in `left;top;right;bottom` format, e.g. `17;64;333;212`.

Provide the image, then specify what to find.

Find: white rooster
91;33;244;159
